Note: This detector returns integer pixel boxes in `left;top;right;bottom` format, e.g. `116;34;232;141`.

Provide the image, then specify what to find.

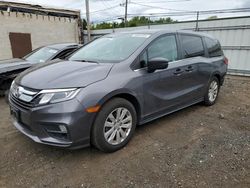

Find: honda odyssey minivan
9;30;228;152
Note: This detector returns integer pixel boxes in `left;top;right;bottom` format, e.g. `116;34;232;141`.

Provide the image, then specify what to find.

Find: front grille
9;84;40;110
10;93;34;110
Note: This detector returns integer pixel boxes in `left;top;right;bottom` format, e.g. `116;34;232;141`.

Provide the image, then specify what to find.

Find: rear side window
205;37;223;57
180;35;205;58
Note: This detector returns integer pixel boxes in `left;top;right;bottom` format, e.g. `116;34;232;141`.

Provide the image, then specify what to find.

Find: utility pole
124;0;128;27
195;11;199;31
85;0;91;41
112;21;115;33
148;16;151;29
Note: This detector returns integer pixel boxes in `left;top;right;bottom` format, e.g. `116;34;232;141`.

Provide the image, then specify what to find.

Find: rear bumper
9;96;96;149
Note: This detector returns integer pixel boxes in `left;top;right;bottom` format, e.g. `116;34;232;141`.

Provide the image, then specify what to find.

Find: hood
15;60;114;89
0;58;32;74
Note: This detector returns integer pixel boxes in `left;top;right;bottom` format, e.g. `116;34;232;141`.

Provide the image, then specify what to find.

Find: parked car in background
0;43;82;97
9;30;228;152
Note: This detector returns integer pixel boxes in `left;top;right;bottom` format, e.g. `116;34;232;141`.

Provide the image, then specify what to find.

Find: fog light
59;125;68;133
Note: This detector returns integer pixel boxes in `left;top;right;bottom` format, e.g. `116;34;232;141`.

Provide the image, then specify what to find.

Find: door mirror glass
147;58;169;73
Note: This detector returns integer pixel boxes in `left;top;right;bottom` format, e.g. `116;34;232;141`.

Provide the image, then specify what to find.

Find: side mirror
147;58;169;73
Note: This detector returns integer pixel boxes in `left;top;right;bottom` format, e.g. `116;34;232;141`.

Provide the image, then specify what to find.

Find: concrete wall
0;11;79;60
84;17;250;75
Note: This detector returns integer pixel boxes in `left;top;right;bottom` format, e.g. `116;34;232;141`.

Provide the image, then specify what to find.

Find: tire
91;98;137;153
204;76;220;106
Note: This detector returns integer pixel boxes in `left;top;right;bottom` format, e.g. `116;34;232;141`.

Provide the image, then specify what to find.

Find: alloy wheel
208;80;218;102
103;107;132;145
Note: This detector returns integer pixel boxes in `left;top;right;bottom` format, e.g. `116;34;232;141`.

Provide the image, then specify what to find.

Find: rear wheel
204;77;220;106
91;98;137;152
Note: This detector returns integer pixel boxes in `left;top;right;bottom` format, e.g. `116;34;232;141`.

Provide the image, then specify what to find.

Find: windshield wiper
73;59;99;64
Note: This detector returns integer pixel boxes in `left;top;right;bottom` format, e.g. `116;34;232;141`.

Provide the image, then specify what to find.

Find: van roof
113;29;214;38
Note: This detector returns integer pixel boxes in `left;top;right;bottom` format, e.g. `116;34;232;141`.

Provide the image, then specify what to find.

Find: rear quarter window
180;35;205;58
205;37;224;57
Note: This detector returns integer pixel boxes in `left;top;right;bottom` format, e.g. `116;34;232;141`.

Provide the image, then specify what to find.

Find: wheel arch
213;73;221;85
98;89;142;124
211;71;222;85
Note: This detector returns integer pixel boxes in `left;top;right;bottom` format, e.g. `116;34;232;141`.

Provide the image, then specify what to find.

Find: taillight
224;57;229;65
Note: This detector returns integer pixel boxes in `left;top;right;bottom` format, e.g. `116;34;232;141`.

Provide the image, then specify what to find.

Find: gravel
0;75;249;188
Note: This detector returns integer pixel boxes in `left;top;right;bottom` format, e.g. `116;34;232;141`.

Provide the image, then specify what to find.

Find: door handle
174;68;184;76
185;66;193;72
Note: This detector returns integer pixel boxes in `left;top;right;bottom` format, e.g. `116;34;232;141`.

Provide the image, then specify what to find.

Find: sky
2;0;250;23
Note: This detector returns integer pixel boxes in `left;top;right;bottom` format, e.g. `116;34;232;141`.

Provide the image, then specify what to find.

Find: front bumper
9;94;96;149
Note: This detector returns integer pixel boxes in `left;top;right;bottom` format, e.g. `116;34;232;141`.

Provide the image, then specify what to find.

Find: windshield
24;47;59;63
69;33;150;63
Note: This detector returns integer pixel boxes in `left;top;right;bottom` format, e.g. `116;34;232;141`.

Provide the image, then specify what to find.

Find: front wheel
91;98;137;152
204;77;220;106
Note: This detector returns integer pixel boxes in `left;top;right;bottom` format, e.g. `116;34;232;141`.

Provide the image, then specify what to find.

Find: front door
141;34;200;119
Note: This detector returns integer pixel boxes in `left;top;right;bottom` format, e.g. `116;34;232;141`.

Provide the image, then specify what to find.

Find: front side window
24;47;59;63
139;35;178;68
205;37;223;57
148;35;178;62
181;35;205;58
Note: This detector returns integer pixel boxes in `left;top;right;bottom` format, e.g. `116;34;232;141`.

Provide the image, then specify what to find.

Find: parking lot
0;75;249;188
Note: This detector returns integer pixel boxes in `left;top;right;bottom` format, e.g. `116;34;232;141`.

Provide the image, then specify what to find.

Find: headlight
38;88;80;105
10;80;15;88
10;80;16;92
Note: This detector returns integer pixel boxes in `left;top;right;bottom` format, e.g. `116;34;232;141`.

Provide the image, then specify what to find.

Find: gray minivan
9;30;228;152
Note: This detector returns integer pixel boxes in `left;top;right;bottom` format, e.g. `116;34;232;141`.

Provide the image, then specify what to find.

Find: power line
92;16;124;24
82;0;190;16
102;0;123;16
91;7;250;23
82;4;121;14
126;7;250;16
130;2;189;12
83;1;250;20
133;0;191;3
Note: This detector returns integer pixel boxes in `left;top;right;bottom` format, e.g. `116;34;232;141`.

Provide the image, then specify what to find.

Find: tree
82;19;87;30
154;17;177;24
128;16;151;27
91;16;177;30
92;22;113;30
